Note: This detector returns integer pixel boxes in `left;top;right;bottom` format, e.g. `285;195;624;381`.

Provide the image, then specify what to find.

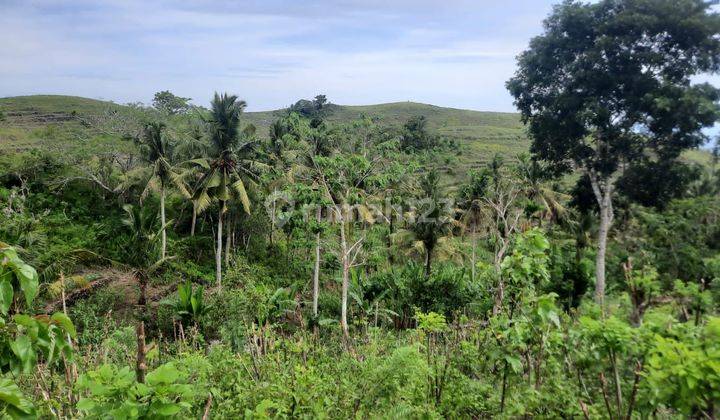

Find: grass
0;95;711;173
243;101;530;166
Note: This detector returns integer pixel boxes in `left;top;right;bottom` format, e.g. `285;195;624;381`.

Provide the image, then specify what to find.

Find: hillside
0;95;529;169
1;95;712;169
243;102;529;169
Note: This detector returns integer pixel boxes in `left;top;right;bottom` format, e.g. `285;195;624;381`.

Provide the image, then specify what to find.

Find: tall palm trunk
190;201;197;237
340;221;350;342
424;245;434;278
312;207;321;332
225;217;231;266
216;202;224;289
471;225;477;281
160;186;166;259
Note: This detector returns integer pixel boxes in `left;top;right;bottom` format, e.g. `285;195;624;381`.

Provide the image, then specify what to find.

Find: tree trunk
424;246;433;278
312;207;321;333
160;186;166;259
216;202;224;289
595;206;612;305
471;225;477;281
225;217;231;266
136;321;146;383
340;222;350;342
492;244;506;316
270;198;276;246
190;201;197;237
588;171;614;306
493;277;505;316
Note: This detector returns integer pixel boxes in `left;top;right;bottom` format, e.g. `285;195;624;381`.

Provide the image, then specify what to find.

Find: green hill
1;95;711;170
0;95;529;171
0;95;131;156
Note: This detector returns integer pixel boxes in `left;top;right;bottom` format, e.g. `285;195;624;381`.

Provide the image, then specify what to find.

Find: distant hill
0;95;529;171
0;95;711;169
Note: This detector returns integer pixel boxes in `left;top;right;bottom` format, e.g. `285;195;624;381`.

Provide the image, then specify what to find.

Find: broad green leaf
10;336;36;374
0;376;35;419
13;264;38;307
76;398;96;412
51;312;77;339
505;355;523;374
146;363;181;386
151;402;182;416
0;279;13;315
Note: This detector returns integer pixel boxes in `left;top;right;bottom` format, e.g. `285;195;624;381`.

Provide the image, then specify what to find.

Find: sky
0;0;562;111
1;0;719;140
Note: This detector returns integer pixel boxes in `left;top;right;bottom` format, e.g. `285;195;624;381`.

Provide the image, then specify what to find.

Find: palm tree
137;121;189;259
120;204;174;383
193;93;261;288
120;204;174;304
458;168;491;281
393;170;459;277
515;153;567;225
268;118;290;167
175;119;211;237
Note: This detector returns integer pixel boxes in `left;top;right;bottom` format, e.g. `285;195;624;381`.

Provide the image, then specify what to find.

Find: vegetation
0;0;719;418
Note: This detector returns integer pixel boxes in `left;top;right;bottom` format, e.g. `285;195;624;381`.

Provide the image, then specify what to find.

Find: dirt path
43;268;176;314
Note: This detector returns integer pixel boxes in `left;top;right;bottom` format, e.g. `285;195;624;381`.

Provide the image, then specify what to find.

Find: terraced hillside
0;95;529;168
1;95;712;170
245;102;529;169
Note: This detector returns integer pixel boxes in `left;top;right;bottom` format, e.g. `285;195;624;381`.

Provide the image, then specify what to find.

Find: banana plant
172;280;210;328
349;268;398;330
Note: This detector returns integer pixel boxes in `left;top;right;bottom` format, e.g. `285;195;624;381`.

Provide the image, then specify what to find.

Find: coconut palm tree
120;204;175;383
393;169;459;278
192;93;262;288
515;153;567;225
137;121;189;259
458;168;491;281
120;204;174;306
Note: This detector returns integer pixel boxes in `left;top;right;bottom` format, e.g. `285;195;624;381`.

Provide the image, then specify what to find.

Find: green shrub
76;362;199;418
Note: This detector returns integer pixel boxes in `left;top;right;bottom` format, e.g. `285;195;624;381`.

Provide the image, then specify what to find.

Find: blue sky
1;0;561;111
1;0;719;135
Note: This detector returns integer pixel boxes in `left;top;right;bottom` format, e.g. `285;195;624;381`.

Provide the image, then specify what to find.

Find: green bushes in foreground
3;232;719;418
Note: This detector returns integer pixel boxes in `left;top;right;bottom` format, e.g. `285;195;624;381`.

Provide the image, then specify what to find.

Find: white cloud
0;0;557;111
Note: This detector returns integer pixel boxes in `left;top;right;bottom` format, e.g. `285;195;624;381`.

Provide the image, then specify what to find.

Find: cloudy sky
1;0;719;123
0;0;563;111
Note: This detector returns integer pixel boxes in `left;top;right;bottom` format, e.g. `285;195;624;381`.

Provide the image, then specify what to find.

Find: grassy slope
0;95;132;157
1;96;528;169
244;102;529;168
1;95;711;169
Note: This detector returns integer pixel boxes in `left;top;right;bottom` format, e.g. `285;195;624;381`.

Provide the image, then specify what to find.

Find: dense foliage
0;0;719;418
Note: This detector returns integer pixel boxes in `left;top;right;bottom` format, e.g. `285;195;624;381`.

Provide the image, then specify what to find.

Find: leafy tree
616;159;701;209
507;0;720;304
643;318;720;418
458;168;490;281
0;245;76;418
266;113;309;172
152;90;191;115
313;154;376;341
400;116;438;151
120;205;173;307
288;94;331;119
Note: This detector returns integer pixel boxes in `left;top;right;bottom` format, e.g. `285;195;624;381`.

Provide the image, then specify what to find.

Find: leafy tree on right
506;0;720;304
